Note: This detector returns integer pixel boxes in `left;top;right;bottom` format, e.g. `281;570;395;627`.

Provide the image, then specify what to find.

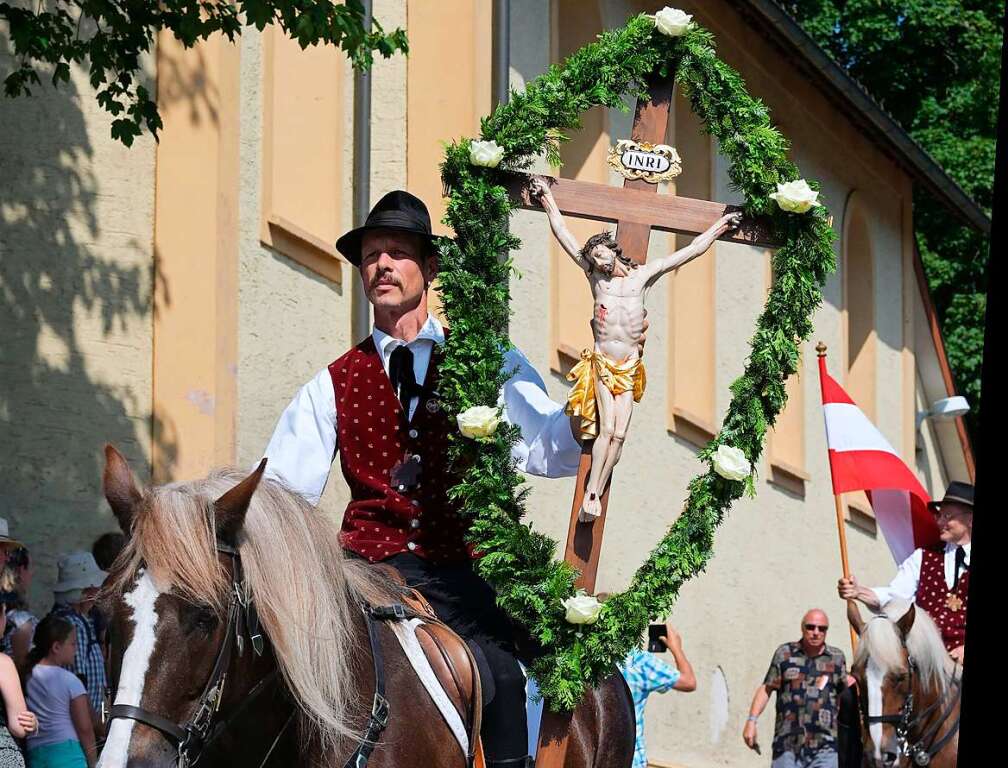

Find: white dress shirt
871;541;971;605
263;314;582;504
372;319;440;422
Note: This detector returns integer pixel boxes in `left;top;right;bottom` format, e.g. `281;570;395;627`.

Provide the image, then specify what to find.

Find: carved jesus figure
531;176;742;521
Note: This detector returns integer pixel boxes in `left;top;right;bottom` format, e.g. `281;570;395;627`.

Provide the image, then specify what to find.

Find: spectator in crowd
619;621;697;768
0;603;39;768
88;533;124;658
743;609;846;768
49;554;106;735
89;534;124;574
24;615;96;768
0;521;21;561
1;547;38;671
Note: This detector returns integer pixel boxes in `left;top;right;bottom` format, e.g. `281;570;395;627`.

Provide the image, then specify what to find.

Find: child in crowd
24;616;96;768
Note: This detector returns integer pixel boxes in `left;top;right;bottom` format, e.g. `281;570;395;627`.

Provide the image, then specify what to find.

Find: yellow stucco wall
234;0;408;522
153;31;241;484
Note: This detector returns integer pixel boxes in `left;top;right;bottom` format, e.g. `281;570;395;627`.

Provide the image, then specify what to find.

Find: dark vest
915;548;969;651
330;337;471;564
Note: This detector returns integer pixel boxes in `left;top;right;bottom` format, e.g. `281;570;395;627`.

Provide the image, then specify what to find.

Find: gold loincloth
565;349;646;440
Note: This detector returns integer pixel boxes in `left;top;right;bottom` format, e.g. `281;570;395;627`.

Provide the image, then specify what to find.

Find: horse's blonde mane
110;469;396;747
855;599;954;695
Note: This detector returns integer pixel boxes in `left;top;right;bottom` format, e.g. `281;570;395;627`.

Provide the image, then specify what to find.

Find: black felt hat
335;190;437;266
928;481;974;513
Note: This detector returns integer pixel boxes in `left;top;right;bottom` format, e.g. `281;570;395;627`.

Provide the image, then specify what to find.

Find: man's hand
660;623;682;651
837;575;861;601
950;645;965;664
743;720;759;752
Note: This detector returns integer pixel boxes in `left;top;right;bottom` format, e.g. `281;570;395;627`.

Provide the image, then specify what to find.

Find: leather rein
107;542;402;768
862;651;962;766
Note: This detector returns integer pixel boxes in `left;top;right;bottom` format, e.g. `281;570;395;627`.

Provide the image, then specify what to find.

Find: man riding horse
262;191;583;768
838;481;973;663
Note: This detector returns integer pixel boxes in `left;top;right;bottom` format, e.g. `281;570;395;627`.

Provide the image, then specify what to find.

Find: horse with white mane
848;599;961;768
95;445;633;767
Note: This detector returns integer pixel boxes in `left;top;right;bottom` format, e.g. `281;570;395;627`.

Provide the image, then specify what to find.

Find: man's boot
486;758;535;768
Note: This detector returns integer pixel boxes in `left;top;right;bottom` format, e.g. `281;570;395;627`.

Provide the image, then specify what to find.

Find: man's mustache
369;271;403;291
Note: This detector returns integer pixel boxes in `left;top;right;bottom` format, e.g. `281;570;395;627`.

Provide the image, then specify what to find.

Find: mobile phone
647;623;667;653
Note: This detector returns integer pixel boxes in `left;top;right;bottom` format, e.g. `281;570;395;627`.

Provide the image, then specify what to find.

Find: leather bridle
108;542;287;767
861;651;962;766
106;541;402;768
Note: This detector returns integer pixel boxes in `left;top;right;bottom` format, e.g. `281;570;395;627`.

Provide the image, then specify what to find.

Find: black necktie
953;545;967;589
388;345;419;407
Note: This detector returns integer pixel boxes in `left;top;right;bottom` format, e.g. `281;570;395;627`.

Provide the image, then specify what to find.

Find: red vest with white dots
329;337;471;564
915;548;969;652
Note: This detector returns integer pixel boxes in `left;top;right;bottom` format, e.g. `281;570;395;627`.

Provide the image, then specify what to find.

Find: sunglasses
804;624;829;632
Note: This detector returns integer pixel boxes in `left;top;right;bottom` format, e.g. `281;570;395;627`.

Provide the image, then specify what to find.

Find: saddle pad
389;618;470;758
389;619;545;760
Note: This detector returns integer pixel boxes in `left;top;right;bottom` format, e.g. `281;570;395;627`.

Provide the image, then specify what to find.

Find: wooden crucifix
512;72;777;768
508;74;774;595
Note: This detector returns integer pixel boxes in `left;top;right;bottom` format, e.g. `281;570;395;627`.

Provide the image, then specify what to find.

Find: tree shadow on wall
0;36;176;606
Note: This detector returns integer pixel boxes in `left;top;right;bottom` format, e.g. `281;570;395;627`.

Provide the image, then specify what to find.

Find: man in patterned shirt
618;622;696;768
744;609;847;768
50;552;107;730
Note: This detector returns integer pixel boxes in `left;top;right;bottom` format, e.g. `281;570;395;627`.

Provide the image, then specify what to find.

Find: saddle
373;564;484;767
405;588;483;758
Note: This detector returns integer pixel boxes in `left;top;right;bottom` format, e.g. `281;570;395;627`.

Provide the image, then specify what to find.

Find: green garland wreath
437;12;835;710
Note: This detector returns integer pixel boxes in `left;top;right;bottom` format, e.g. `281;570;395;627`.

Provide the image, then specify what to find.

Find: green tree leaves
784;0;997;431
1;1;408;145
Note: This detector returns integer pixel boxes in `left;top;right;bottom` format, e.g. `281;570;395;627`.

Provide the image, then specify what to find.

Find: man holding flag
817;342;971;663
838;482;972;663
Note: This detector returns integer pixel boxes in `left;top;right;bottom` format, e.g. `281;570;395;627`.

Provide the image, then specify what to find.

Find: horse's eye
197;610;218;632
183;604;219;634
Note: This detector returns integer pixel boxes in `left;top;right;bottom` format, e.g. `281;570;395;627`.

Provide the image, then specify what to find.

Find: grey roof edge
737;0;991;234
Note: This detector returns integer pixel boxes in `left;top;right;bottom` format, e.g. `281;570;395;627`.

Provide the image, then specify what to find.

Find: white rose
469;139;505;168
711;444;752;482
456;405;501;439
654;7;693;37
769;179;821;213
562;590;602;625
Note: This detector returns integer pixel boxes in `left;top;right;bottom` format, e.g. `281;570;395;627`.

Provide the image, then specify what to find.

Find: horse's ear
103;444;141;534
214;459;267;544
847;600;866;636
896;603;916;637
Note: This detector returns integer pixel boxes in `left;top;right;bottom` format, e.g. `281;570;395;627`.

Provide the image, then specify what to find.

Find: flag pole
833;491;857;650
818;342;858;650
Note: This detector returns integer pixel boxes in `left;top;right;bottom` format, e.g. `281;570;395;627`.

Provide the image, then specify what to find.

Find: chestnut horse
848;600;961;768
96;447;633;767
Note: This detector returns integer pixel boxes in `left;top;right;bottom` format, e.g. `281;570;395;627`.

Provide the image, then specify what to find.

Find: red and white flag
818;355;940;563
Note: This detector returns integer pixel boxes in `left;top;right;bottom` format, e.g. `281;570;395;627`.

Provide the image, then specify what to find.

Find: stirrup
486;757;535;768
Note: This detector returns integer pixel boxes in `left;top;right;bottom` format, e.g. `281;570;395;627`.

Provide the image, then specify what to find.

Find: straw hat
0;518;23;549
